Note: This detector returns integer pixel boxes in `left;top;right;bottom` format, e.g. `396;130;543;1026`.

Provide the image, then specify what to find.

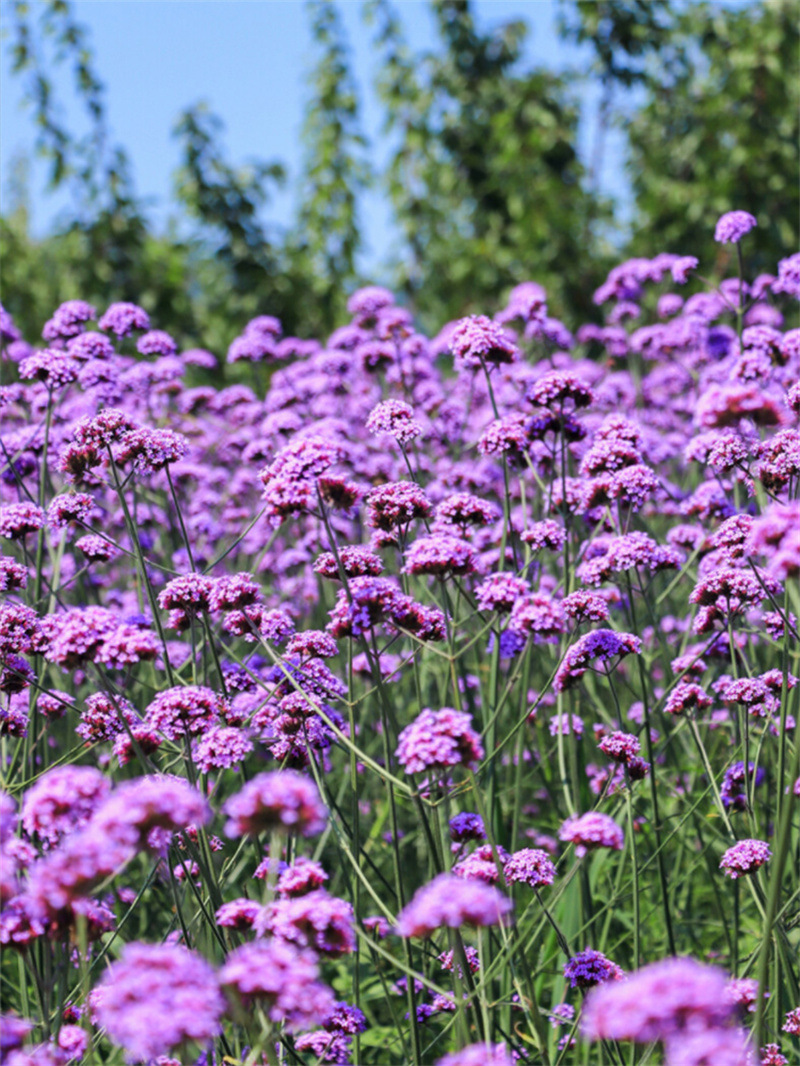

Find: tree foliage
1;0;798;348
295;0;370;326
625;0;799;276
367;0;608;326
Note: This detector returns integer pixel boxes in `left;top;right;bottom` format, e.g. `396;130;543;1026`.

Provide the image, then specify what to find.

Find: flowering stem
626;576;676;956
107;451;175;686
625;780;641;970
753;679;800;1049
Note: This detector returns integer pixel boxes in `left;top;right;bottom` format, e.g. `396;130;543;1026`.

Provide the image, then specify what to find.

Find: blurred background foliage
1;0;798;348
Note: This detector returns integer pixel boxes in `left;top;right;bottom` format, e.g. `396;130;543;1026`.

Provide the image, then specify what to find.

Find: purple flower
145;686;225;739
219;939;335;1032
137;329;177;356
276;856;329;897
759;1043;788;1066
259;607;296;644
581;957;736;1043
366;481;431;532
73;408;139;448
564;948;624;989
366;399;423;446
223;770;327;837
671;256;698;284
158;573;216;617
46;491;94;530
324;1000;367;1035
115;427;189;473
435;1043;514;1066
0;303;23;343
477;415;528;459
396;708;484;775
434;493;499;533
403;534;476;577
98;302;150;337
597;731;641;765
0;604;46;656
0;503;46;540
257;889;355;956
0;557;28;592
214;898;261;930
0;791;18;846
449;315;518;370
504;848;557;888
93;942;223;1062
522;520;566;552
21;766;110;845
449;812;485;843
576;532;681;586
475;574;529;613
510;593;567;644
725;977;763;1014
294;1031;352;1063
497;281;547;326
562;590;610;624
347;284;394;323
453;843;509;884
395;873;512;937
714;211;757;243
56;1024;88;1058
67;330;115;360
0;1013;33;1055
559;812;624;857
314;545;384;580
192;725;253;772
665;1026;749;1066
554;629;642;691
550;1002;575;1028
721;762;766;810
774;252;800;298
720;838;771;879
527;371;593;410
439;945;481;976
42;300;96;341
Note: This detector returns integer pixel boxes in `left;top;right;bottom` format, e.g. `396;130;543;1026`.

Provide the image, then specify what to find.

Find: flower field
1;215;799;1065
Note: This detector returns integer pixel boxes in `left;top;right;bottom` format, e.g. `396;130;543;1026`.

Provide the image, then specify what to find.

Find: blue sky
0;1;627;270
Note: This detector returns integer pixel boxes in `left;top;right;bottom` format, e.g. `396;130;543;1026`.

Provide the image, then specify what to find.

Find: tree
293;0;370;328
366;0;609;328
625;0;799;275
1;1;196;343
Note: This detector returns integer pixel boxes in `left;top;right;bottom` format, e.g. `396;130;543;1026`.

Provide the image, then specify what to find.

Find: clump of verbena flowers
1;220;799;1065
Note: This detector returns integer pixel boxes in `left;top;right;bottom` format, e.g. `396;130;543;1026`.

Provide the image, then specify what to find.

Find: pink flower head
366;400;423;446
503;848;557;889
559;812;624;857
0;503;45;540
93;942;223;1062
403;534;476;577
98;301;150;336
714;211;757;243
449;315;518;370
395;873;512;937
219;939;335;1032
223;770;327;838
554;629;642;691
435;1043;514;1066
396;708;484;775
598;731;641;765
581;957;735;1043
720;838;771;879
564;948;624;989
